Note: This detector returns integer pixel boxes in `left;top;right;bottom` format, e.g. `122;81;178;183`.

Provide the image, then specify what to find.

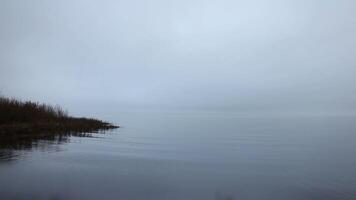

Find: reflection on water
0;132;99;162
1;111;356;200
0;150;14;161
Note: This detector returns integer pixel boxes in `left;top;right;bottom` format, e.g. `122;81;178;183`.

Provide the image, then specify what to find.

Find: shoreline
0;119;119;143
0;96;119;143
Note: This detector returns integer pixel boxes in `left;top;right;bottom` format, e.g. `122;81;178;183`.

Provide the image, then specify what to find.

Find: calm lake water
1;110;356;200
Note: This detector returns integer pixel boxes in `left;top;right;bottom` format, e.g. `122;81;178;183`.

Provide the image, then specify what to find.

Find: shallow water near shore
1;110;356;200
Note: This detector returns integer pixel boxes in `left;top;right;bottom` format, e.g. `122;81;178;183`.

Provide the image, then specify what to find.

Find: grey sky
1;0;356;112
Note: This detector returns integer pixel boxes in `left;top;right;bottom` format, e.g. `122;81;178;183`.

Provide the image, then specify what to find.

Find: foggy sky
1;0;356;113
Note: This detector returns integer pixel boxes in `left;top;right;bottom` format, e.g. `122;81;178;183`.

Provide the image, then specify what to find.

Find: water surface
1;110;356;200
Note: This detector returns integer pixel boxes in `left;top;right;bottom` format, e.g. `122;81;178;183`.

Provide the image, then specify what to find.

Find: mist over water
1;0;356;113
1;0;356;199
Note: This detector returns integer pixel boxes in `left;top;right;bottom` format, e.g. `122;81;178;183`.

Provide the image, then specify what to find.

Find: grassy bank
0;97;119;141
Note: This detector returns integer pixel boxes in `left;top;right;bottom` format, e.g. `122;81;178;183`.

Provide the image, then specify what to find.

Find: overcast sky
1;0;356;113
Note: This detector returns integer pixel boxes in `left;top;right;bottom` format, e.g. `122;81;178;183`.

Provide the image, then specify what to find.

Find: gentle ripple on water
1;111;356;200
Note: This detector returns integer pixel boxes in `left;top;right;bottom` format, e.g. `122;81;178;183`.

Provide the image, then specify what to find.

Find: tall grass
0;96;118;141
0;96;68;124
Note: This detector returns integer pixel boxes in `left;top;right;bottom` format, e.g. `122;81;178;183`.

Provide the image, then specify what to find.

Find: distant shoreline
0;96;119;142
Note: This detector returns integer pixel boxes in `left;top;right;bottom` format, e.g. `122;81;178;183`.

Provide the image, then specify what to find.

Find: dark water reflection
0;132;97;162
1;111;356;200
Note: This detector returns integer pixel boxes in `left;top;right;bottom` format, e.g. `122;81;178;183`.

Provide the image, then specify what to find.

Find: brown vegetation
0;96;119;142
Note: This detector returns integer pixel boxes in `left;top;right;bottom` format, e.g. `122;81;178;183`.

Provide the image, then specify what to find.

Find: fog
1;0;356;113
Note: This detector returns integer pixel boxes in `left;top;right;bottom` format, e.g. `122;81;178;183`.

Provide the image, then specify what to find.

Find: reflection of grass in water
0;130;110;161
0;96;119;161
